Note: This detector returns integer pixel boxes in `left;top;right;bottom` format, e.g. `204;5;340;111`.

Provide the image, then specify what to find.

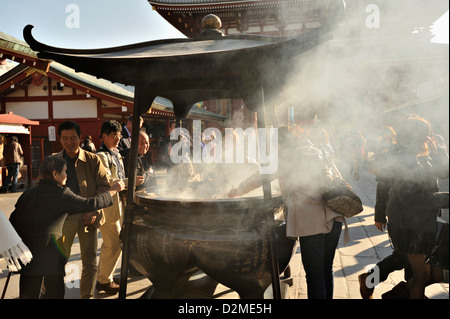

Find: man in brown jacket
56;121;111;299
1;135;24;193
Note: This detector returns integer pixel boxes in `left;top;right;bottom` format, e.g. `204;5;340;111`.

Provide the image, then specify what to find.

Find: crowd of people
228;113;448;299
2;115;157;299
1;112;448;299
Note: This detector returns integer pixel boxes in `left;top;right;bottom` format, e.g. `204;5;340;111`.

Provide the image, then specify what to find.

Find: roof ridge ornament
197;14;225;39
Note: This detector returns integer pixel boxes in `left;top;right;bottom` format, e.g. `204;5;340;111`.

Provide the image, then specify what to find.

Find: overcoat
10;179;113;276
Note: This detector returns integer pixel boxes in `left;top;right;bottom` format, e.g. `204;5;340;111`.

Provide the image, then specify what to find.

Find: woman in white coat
229;126;343;299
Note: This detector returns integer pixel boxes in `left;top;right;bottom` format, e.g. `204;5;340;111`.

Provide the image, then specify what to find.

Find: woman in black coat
384;116;448;298
10;155;124;299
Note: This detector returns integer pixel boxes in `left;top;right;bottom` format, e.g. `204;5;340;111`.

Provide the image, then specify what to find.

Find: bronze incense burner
129;192;295;299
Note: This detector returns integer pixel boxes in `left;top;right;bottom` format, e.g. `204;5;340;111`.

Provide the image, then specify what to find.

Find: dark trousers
2;163;20;191
299;220;343;299
19;274;65;299
376;250;412;282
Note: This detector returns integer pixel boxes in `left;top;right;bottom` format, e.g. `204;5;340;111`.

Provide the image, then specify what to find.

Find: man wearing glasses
95;120;129;294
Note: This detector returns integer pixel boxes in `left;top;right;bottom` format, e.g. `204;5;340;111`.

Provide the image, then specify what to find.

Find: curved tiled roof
148;0;312;6
0;31;133;102
50;62;134;101
0;31;37;58
150;0;258;5
0;112;39;125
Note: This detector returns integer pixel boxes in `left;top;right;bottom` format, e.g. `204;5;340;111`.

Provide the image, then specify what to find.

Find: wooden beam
0;49;50;72
0;71;28;93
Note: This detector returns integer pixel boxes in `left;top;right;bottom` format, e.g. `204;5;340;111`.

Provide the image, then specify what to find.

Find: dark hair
396;116;431;156
101;120;122;136
127;115;143;123
58;121;81;138
40;155;67;180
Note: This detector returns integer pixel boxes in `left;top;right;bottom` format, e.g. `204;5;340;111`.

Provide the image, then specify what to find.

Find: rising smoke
150;0;449;201
278;0;449;146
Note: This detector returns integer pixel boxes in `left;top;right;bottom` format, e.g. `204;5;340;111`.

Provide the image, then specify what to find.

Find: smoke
271;0;449;167
154;162;272;200
148;0;448;202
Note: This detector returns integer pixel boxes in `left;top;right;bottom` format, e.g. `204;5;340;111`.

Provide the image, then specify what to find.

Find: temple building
0;32;225;179
1;0;448;182
149;0;332;37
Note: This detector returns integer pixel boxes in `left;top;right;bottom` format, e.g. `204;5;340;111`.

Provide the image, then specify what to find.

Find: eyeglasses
109;132;122;139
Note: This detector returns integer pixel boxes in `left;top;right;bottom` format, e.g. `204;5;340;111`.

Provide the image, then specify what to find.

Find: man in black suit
118;115;143;157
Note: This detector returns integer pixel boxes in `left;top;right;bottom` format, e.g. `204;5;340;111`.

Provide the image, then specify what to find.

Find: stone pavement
1;165;448;300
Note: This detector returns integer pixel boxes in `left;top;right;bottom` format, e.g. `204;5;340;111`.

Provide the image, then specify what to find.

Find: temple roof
0;112;39;126
0;31;38;59
0;32;133;105
1;31;227;121
50;62;134;102
148;0;309;6
150;0;449;39
23;22;336;117
0;31;50;71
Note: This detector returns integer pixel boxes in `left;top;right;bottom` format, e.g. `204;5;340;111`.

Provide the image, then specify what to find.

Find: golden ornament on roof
201;14;222;30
